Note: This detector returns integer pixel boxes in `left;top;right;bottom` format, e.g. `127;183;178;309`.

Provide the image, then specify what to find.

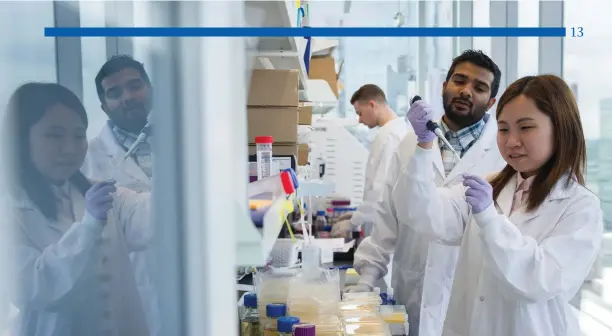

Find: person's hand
336;212;353;221
463;174;493;214
85;180;117;220
331;219;353;238
406;100;436;143
343;283;373;294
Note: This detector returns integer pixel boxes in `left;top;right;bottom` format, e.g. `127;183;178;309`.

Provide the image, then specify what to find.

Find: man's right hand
343;283;373;294
407;100;436;143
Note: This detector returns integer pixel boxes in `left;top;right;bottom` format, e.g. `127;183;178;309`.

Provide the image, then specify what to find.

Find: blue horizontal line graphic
45;27;567;38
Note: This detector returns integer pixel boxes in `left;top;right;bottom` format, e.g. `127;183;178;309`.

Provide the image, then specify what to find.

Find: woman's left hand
463;174;493;214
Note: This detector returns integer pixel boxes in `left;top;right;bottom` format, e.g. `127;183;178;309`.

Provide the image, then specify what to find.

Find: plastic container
255;136;273;180
314;210;327;231
340;292;383;317
254;268;299;323
240;293;261;336
343;322;392;335
342;311;386;325
317;225;332;238
263;303;287;335
292;323;315;336
277;316;300;335
248;169;298;200
379;305;409;335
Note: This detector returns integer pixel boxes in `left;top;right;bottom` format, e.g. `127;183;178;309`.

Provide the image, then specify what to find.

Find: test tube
255;136;273;180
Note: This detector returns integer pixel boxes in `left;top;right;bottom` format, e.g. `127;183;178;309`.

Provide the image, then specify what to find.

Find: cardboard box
298;103;313;125
297;143;309;165
308;56;340;98
248;69;299;107
247;107;298;143
248;144;297;156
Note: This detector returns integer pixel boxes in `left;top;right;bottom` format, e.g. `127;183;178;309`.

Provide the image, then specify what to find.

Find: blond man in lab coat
331;84;409;237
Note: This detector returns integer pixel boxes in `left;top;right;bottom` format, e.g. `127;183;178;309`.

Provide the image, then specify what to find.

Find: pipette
117;122;152;168
410;96;461;161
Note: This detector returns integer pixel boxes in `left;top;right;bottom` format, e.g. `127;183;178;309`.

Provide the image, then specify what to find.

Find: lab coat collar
97;123;150;183
496;172;576;223
442;115;497;184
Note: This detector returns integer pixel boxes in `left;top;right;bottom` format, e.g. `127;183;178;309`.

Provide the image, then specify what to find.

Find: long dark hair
489;75;586;211
3;82;92;220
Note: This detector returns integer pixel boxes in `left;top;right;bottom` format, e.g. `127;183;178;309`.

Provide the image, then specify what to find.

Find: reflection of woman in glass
3;83;153;335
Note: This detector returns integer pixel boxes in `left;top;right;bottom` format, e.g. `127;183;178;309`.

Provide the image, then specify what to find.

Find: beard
442;90;488;129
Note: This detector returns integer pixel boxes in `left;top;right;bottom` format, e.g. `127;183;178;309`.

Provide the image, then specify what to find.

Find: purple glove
406;100;436;143
463;174;493;214
85;180;117;220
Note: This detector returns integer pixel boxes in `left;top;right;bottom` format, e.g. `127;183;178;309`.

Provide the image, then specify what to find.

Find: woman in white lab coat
395;74;603;336
1;82;153;336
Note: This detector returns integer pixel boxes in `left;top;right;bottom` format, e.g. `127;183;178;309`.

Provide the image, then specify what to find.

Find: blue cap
266;303;287;317
243;293;257;308
282;168;299;189
277;316;300;332
322;225;332;232
317;210;326;216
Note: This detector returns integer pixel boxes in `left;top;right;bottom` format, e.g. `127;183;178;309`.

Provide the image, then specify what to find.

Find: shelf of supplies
245;0;310;101
306;79;337;114
236;195;295;266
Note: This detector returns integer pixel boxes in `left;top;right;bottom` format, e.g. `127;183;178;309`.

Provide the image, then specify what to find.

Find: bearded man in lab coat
331;84;409;237
81;55;160;336
346;50;506;336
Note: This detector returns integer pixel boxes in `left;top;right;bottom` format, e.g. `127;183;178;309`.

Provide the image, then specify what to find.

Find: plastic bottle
248;169;298;200
292;323;315;336
277;316;300;335
240;293;261;336
314;210;327;232
317;225;332;238
263;303;287;335
255;136;274;180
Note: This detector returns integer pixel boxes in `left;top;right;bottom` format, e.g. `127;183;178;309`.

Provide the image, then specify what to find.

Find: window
564;0;612;324
80;1;108;139
133;1;155;72
0;1;56;114
472;0;491;56
517;0;539;77
340;1;420;120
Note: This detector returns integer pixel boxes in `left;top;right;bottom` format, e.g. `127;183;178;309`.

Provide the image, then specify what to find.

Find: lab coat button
428;263;432;267
479;296;485;302
101;256;109;264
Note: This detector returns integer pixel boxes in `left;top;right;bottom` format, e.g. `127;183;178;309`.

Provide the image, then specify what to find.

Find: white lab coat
394;146;603;336
82;123;160;336
354;116;505;336
6;183;153;336
351;117;410;235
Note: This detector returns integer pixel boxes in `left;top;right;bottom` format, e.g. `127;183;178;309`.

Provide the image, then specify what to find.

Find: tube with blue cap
410;95;461;161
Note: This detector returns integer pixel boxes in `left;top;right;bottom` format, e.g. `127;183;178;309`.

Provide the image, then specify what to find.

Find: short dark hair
95;55;151;103
350;84;387;104
445;49;502;99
